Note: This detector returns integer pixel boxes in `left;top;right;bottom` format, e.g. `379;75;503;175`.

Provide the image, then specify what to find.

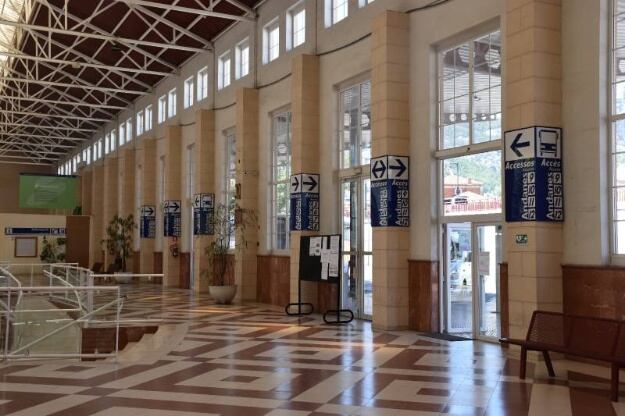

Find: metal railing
0;262;78;286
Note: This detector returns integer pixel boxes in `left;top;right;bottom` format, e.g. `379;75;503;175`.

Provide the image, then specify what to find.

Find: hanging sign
193;193;214;236
290;173;320;231
140;205;156;238
163;200;181;237
4;227;65;236
505;126;563;222
371;155;409;227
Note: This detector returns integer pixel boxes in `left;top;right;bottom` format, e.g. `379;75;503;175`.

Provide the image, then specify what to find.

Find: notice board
298;234;341;284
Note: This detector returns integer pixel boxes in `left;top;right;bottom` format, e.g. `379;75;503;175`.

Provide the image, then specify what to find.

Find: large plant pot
209;285;237;304
114;272;133;284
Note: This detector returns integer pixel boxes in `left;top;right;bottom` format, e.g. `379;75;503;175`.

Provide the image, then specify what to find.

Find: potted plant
40;237;66;263
203;202;256;304
102;214;135;283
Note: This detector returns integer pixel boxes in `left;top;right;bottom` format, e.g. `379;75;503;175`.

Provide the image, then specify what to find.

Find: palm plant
102;214;135;272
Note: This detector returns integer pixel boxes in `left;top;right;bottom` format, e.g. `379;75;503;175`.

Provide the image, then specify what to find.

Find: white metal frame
269;108;292;253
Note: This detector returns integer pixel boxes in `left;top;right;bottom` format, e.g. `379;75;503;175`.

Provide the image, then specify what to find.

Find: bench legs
542;351;555;377
520;346;527;380
612;363;620;402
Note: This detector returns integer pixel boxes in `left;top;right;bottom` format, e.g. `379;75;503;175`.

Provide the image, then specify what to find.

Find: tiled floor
1;284;624;415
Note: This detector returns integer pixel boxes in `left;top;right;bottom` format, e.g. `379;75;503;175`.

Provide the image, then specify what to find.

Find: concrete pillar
370;10;411;330
290;54;320;307
193;109;216;293
162;126;183;288
81;168;93;216
235;88;259;302
139;139;157;274
91;164;104;265
505;0;563;339
119;148;136;272
103;156;119;268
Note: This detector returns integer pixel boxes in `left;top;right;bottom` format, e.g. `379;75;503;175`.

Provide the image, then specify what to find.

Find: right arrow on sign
389;158;407;178
511;133;530;158
303;175;317;192
291;175;300;193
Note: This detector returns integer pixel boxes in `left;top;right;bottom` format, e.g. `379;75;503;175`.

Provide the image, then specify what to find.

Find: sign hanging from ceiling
371;155;409;227
290;173;320;231
505;126;563;222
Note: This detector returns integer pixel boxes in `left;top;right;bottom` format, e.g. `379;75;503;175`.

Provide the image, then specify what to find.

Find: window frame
223;128;237;250
218;51;232;90
145;105;153;131
287;2;306;51
197;66;209;100
269;109;292;252
338;78;372;171
158;95;167;124
136;110;144;136
235;38;250;80
184;76;195;108
168;88;177;118
263;18;280;64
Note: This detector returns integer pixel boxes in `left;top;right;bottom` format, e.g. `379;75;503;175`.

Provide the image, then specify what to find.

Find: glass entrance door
444;223;501;339
341;177;372;320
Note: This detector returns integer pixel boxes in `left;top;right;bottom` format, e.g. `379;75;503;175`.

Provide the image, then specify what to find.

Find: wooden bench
500;310;625;401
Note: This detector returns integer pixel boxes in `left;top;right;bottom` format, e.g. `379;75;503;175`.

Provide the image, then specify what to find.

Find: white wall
0;214;66;263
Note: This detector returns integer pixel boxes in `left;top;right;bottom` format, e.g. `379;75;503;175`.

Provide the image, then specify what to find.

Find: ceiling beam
0;77;149;95
0;110;110;123
0;139;76;149
114;0;253;22
0;132;90;142
0;95;127;110
0;51;172;77
0;159;53;166
0;122;96;133
0;19;211;53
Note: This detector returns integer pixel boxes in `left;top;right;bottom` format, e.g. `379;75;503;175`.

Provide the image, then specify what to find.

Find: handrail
43;270;84;312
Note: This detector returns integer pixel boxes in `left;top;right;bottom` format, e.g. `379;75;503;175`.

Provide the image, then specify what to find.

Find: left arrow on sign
511;133;530;158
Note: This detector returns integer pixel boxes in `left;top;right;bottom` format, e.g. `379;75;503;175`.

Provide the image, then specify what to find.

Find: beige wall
0;164;56;214
0;213;66;263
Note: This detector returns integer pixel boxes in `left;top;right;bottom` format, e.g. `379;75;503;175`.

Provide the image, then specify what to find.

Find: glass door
443;222;501;339
341;176;372;320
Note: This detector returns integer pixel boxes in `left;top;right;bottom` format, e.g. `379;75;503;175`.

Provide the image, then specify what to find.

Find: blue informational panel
505;126;563;222
140;205;156;238
370;155;409;227
163;200;182;237
289;173;320;231
4;227;65;236
193;193;214;236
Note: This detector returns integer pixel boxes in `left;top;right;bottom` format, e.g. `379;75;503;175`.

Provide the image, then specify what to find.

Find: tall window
235;39;249;79
168;88;177;118
287;3;306;50
119;122;126;146
438;29;502;217
439;31;502;149
218;51;232;90
184;76;195;108
197;66;209;100
110;130;117;152
612;1;625;253
326;0;347;26
158;95;166;123
339;81;371;169
270;111;292;250
145;105;153;131
136;110;144;136
359;0;374;6
263;19;280;63
224;130;237;249
126;118;133;142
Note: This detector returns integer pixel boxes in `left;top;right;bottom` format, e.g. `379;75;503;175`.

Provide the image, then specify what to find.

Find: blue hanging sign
289;173;320;231
193;193;214;236
163;200;182;237
505;126;563;222
371;155;409;227
140;205;156;238
4;227;65;236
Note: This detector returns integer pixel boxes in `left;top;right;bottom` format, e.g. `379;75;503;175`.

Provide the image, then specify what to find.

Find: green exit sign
515;234;528;245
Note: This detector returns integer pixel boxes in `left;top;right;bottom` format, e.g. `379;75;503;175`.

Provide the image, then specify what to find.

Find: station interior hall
0;0;622;415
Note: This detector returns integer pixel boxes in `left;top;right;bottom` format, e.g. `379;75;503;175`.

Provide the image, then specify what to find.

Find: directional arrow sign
303;174;319;193
290;175;301;193
505;127;535;161
388;156;408;180
142;205;155;216
371;157;387;180
201;194;214;208
193;195;201;208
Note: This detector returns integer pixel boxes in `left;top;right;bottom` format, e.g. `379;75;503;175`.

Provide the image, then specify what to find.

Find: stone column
193;109;216;293
103;156;119;268
119;148;136;272
370;10;411;330
234;88;259;302
290;54;320;307
91;163;104;265
162;126;183;288
81;168;93;216
139;139;157;274
505;0;563;339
